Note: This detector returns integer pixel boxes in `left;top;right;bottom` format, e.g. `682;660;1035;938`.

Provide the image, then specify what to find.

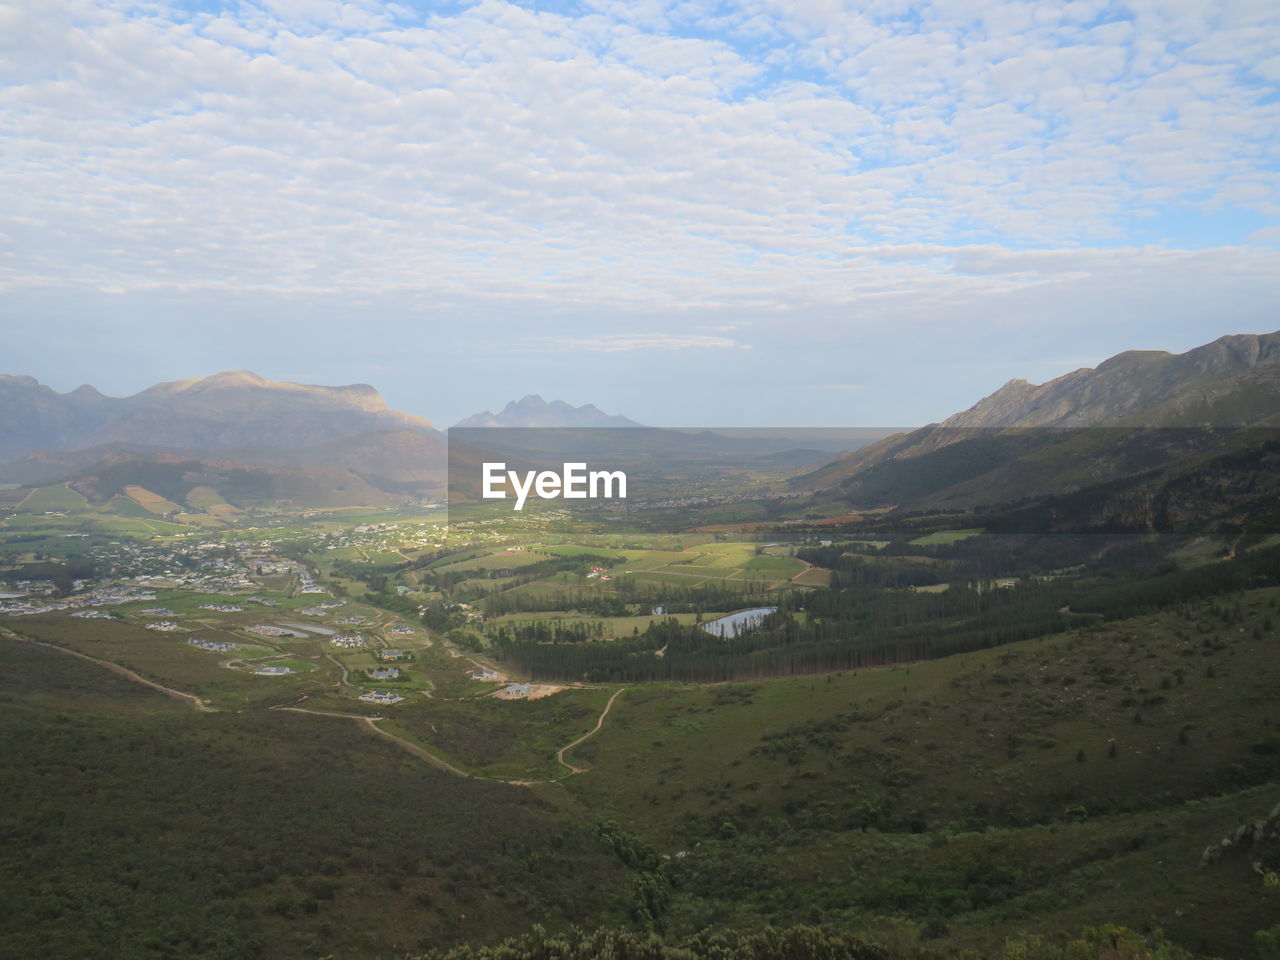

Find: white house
359;690;404;705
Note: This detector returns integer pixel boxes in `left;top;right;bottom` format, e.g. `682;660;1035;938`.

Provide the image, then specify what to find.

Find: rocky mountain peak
454;395;640;429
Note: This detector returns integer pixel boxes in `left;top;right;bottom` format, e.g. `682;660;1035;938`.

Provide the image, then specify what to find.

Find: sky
1;0;1278;427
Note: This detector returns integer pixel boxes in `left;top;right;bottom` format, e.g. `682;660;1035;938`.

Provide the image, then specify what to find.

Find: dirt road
556;687;625;774
272;705;471;776
0;628;216;712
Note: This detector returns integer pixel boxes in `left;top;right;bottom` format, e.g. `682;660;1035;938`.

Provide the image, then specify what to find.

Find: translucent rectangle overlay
445;425;1280;535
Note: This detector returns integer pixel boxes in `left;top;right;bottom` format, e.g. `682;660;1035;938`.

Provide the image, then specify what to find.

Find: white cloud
0;0;1276;396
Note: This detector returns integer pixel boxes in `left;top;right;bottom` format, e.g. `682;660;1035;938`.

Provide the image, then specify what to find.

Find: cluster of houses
496;683;533;699
199;603;243;612
313;522;442;560
367;666;401;680
331;634;367;649
146;620;184;632
1;578;52;593
189;637;237;653
71;609;114;619
254;664;293;676
49;538;302;596
245;596;280;606
122;560;255;593
335;615;368;624
297;567;327;594
388;624;415;635
586;566;611;581
251;560;296;575
377;648;412;663
0;584;159;618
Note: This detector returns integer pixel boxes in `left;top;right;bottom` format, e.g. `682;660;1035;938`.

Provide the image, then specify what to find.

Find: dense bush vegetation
0;639;628;960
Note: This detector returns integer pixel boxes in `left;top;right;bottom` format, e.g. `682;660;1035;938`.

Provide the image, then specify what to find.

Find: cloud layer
1;0;1278;423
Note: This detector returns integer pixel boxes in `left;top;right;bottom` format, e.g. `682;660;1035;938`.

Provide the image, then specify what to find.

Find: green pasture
908;528;984;545
14;483;89;513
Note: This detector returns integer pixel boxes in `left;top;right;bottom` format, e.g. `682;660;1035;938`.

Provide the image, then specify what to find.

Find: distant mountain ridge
798;329;1280;510
0;370;437;463
454;395;642;429
0;371;447;503
6;335;1277;516
941;331;1280;429
0;374;657;507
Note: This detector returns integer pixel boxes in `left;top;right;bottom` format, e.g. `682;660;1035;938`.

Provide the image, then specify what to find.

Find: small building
359;690;404;705
470;668;499;681
255;664;293;676
368;667;401;681
497;683;532;699
248;624;290;637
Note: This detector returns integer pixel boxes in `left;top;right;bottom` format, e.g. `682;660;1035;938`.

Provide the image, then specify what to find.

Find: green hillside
0;634;630;960
553;589;1280;955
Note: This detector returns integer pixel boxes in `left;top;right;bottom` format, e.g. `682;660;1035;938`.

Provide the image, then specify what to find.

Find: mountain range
0;371;447;503
798;330;1280;519
0;377;656;508
3;328;1278;515
0;370;436;461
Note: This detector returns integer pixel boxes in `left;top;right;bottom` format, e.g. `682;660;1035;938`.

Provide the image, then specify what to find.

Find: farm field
15;482;90;513
909;528;985;546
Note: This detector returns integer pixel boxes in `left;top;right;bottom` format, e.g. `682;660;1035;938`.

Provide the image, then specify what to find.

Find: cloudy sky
2;0;1278;426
